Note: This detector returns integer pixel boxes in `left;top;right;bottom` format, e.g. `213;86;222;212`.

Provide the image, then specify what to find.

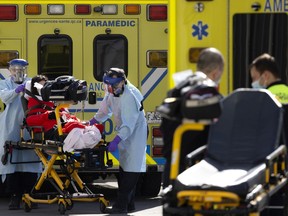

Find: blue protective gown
0;77;42;182
93;81;147;172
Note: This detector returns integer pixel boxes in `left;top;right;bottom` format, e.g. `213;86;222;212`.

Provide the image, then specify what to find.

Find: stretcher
4;77;112;215
162;89;288;216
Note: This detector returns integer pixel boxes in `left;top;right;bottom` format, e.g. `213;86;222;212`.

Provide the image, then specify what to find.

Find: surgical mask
34;82;44;95
251;79;265;89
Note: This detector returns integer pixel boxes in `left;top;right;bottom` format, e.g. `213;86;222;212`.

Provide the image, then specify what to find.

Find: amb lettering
89;82;104;92
264;0;288;12
86;20;136;27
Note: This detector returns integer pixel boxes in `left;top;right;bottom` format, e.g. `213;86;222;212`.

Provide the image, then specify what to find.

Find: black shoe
127;204;135;212
8;194;21;210
105;206;128;214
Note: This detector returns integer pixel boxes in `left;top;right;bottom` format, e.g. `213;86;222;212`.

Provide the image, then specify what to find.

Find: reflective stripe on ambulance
141;68;167;100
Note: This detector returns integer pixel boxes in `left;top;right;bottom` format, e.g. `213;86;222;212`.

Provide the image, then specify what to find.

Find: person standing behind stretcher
249;53;288;144
0;59;42;210
88;68;147;214
159;48;225;189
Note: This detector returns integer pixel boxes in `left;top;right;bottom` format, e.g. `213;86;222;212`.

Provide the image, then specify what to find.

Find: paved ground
0;178;163;216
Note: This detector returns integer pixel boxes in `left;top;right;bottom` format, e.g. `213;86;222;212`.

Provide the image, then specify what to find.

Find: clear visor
9;65;27;83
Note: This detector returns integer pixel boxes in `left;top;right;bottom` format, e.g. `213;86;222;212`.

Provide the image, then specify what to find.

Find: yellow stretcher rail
170;122;205;180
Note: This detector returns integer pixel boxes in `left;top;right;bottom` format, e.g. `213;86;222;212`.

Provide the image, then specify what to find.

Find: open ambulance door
229;0;288;90
0;41;21;113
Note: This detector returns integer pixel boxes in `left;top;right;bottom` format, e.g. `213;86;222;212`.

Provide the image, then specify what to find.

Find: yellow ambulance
0;0;168;196
169;0;287;95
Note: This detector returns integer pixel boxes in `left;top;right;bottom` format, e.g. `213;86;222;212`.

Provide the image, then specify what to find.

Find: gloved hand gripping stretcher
3;76;112;215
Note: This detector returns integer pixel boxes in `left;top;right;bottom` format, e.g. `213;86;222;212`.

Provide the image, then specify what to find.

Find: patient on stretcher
24;75;104;152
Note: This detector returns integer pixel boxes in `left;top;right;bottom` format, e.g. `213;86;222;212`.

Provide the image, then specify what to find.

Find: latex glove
89;117;99;125
15;83;25;93
108;135;121;152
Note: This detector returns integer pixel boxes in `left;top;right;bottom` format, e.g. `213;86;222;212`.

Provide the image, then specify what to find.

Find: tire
66;200;73;210
99;200;107;213
139;172;162;197
24;202;32;212
58;203;66;215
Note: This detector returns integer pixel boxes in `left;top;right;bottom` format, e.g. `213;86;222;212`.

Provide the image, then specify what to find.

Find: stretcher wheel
99;201;107;213
66;200;73;210
58;203;66;215
24;202;32;212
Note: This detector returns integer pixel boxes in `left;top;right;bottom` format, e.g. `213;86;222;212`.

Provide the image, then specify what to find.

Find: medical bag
41;76;87;102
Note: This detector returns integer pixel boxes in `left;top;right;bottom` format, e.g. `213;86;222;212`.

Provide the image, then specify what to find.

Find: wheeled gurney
4;76;112;215
162;89;288;216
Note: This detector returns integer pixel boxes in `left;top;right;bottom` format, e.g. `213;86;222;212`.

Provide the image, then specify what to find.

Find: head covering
103;67;126;86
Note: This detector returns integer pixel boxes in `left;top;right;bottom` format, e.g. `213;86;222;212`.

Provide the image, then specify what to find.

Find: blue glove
89;117;99;125
15;83;25;93
108;135;121;152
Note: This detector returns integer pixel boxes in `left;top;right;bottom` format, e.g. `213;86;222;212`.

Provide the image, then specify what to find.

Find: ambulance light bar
152;127;163;147
147;50;167;68
102;5;117;15
0;5;17;21
124;4;141;15
75;4;91;15
48;4;64;15
153;147;163;156
189;47;206;63
147;5;167;21
25;4;41;15
152;127;162;137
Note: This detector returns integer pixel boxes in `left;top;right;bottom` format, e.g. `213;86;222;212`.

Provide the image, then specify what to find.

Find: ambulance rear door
82;18;138;135
229;0;288;90
0;40;22;112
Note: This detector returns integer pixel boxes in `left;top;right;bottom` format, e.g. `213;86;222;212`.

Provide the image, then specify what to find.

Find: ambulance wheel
24;202;32;212
58;203;66;215
99;201;107;213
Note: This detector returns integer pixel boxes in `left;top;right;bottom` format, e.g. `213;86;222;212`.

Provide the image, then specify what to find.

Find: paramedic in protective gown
0;59;42;210
89;68;147;214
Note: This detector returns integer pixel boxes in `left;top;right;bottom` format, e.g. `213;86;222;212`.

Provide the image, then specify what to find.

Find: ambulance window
38;35;72;80
0;51;19;68
93;34;128;81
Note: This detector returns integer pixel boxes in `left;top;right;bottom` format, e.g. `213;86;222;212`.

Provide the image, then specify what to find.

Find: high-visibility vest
268;84;288;104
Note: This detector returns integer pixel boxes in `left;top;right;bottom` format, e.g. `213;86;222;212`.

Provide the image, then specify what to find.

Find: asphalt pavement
0;179;163;216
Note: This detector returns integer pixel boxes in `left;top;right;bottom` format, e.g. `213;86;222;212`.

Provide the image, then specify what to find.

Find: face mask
113;86;124;96
251;79;265;89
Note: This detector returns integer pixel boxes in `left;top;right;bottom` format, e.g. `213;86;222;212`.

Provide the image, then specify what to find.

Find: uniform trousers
114;166;140;210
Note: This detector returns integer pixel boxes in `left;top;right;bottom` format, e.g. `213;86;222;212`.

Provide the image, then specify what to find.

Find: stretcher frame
6;102;110;215
162;121;288;216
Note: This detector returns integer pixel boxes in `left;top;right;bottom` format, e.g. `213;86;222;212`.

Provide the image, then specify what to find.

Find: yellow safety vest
268;84;288;104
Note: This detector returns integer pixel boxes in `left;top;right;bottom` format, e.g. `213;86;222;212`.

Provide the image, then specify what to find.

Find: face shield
9;65;27;84
8;59;29;84
103;75;125;96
